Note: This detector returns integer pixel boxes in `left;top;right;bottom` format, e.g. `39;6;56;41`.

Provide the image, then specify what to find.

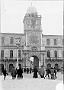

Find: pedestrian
2;68;8;80
54;67;57;79
26;68;29;74
50;67;54;79
39;65;45;78
17;64;23;79
30;68;32;74
44;68;51;79
33;66;38;78
11;66;17;79
24;68;26;73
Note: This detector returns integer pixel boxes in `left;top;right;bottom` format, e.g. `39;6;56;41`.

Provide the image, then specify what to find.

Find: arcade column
41;53;46;68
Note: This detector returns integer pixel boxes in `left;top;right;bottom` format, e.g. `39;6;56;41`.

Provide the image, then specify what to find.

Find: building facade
0;6;63;72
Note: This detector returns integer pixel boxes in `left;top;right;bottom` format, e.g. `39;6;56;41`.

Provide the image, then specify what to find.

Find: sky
1;0;63;35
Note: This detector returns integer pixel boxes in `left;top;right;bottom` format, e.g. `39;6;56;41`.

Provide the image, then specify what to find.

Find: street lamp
24;53;26;68
4;57;6;69
15;37;21;68
5;57;8;70
43;53;44;67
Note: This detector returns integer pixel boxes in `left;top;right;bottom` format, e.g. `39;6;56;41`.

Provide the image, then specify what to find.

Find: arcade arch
9;64;13;72
30;55;39;69
0;64;4;72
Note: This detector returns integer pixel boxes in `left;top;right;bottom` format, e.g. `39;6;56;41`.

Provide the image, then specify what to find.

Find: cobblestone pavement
0;72;63;90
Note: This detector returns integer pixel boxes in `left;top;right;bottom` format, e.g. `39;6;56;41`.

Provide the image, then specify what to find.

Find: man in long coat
33;66;38;78
17;64;23;79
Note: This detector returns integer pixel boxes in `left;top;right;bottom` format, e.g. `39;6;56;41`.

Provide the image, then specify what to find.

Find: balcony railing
46;57;63;62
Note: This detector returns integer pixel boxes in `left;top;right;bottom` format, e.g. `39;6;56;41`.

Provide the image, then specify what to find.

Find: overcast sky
1;0;63;35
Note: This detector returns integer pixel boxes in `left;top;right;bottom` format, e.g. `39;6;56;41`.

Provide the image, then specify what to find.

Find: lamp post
17;46;19;68
15;37;21;68
5;57;8;70
43;53;44;67
5;57;6;69
24;53;26;68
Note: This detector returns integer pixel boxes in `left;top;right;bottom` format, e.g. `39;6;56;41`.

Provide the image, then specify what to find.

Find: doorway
30;55;39;68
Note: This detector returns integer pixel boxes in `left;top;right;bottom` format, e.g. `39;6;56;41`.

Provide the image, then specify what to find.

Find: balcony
46;57;63;62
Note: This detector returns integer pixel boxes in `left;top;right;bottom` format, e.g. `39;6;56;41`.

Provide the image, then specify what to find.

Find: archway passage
32;55;39;68
55;64;59;71
9;64;13;72
0;64;4;73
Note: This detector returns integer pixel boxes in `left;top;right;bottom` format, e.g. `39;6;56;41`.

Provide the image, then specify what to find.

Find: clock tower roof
27;5;37;14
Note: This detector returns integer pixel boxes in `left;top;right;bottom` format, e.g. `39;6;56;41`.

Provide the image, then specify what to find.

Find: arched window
1;50;4;59
18;50;21;58
54;39;57;45
54;50;57;57
1;37;4;45
10;50;13;58
47;39;50;45
10;37;13;44
47;50;50;57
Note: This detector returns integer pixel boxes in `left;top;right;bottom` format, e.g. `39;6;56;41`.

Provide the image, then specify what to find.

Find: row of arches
0;64;14;72
0;63;59;72
47;63;59;70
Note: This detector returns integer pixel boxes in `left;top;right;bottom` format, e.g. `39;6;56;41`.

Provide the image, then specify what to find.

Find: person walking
54;67;57;79
39;65;45;78
11;66;17;79
33;66;38;78
26;68;29;74
2;68;8;80
50;67;54;79
17;64;23;79
44;68;51;79
30;68;32;74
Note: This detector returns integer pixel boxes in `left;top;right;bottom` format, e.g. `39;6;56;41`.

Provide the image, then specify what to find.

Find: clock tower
23;5;46;68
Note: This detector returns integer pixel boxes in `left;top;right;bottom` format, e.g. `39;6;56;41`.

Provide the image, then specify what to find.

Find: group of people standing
33;65;57;80
2;64;23;80
2;65;57;80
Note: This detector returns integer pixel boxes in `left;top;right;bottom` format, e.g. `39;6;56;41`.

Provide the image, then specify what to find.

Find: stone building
0;6;63;72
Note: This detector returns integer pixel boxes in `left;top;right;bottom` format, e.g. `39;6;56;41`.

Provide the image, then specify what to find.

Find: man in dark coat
54;67;57;79
11;66;16;79
17;65;23;79
44;68;51;79
26;68;29;74
30;68;32;74
2;68;8;80
33;66;38;78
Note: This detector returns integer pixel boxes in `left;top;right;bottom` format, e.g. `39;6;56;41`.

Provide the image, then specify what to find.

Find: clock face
28;34;39;45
